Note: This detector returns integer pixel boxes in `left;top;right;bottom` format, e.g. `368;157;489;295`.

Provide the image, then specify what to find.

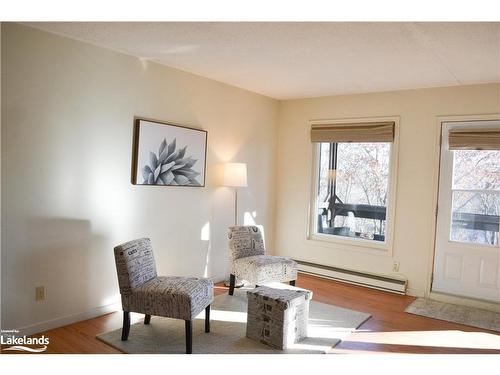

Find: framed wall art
132;118;208;187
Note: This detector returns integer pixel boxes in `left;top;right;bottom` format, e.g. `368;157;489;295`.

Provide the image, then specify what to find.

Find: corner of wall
268;99;285;256
267;100;283;255
406;287;426;298
0;20;3;332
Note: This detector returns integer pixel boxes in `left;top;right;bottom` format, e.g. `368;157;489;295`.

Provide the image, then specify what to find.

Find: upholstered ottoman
246;286;313;350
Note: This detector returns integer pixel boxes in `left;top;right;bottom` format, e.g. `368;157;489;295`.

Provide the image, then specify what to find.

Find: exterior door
433;121;500;303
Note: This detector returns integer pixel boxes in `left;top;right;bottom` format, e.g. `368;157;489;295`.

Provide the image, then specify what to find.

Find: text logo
1;330;49;353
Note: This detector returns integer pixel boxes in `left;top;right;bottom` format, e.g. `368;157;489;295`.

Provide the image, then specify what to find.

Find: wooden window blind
448;128;500;150
310;121;395;143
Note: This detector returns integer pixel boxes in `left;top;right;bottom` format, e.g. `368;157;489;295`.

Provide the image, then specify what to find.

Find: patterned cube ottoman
246;285;313;350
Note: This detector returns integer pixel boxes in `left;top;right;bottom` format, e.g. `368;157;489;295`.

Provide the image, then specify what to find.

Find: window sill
307;233;392;256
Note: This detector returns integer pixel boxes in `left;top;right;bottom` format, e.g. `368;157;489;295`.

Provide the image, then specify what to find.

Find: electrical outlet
392;261;400;272
35;286;45;301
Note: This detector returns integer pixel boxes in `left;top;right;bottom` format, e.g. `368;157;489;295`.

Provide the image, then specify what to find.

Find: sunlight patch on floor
288;342;332;352
331;347;390;354
344;330;500;350
195;309;247;323
308;325;355;337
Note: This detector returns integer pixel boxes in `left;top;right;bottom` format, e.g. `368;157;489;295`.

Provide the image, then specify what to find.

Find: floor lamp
223;162;248;225
223;162;247;287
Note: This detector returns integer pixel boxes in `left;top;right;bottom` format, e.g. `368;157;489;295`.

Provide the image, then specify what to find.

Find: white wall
0;22;3;332
275;83;500;297
1;23;279;333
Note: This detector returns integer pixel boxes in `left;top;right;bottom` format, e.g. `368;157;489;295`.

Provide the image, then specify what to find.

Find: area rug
405;298;500;332
97;289;371;354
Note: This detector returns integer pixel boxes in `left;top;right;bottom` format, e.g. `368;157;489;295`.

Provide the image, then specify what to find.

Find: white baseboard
406;287;426;298
12;275;226;337
17;302;121;336
296;259;407;295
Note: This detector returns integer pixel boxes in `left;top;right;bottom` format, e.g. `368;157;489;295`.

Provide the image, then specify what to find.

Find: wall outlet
35;286;45;301
392;261;400;272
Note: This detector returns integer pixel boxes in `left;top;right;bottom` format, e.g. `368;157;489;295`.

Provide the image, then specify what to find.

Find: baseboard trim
296;259;407;295
406;287;426;298
16;302;121;336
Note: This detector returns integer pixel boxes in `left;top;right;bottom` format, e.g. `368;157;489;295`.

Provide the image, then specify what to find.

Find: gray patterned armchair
113;238;213;354
227;226;298;295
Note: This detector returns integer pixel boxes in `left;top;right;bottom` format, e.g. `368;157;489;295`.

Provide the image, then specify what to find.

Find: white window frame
441;120;500;248
307;116;400;254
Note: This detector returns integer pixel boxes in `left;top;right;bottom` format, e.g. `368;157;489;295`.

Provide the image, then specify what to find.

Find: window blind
448;128;500;150
310;121;395;143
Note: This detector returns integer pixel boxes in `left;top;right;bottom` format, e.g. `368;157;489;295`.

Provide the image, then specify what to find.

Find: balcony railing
330;202;386;220
318;202;387;241
452;212;500;232
318;203;499;241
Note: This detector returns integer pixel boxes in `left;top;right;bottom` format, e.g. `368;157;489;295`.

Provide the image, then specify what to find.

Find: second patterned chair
113;238;213;354
227;226;298;295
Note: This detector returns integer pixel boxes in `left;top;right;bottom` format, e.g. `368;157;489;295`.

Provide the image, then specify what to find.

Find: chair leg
121;311;130;341
144;314;151;325
289;280;296;286
205;305;210;333
228;274;236;295
185;320;193;354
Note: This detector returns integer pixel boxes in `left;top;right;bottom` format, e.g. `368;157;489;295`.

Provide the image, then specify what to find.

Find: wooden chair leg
144;314;151;325
121;311;130;341
289;280;296;286
205;305;210;333
228;274;236;295
185;320;192;354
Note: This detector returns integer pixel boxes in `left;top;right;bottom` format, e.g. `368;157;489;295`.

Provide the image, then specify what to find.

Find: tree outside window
316;142;391;242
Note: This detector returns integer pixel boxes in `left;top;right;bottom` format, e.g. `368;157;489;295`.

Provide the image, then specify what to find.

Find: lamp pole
223;163;247;288
234;187;238;226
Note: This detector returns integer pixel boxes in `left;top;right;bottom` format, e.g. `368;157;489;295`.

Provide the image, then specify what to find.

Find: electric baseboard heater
295;259;407;295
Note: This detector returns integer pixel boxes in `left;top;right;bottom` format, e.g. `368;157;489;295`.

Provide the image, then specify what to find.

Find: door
433;120;500;303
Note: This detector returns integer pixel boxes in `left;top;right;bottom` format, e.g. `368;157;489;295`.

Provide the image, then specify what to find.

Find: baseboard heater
295;259;407;295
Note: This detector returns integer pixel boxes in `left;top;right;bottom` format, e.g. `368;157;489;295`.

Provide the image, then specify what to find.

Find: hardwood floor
2;273;499;354
300;274;500;354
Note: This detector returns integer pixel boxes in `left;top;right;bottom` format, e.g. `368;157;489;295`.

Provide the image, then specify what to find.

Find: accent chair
113;238;213;354
227;226;298;295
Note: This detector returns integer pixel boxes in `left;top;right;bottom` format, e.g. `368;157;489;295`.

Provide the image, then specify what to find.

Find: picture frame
131;117;208;187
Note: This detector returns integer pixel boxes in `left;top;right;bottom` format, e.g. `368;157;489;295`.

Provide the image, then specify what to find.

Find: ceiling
24;22;500;99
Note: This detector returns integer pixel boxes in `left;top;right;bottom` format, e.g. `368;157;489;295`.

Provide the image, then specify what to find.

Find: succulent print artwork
133;118;207;187
142;138;201;186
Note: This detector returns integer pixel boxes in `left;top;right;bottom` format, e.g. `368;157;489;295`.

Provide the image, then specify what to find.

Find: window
450;149;499;246
447;126;500;246
309;120;396;247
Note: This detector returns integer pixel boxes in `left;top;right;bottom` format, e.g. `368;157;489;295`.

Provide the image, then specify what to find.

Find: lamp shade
223;163;247;187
